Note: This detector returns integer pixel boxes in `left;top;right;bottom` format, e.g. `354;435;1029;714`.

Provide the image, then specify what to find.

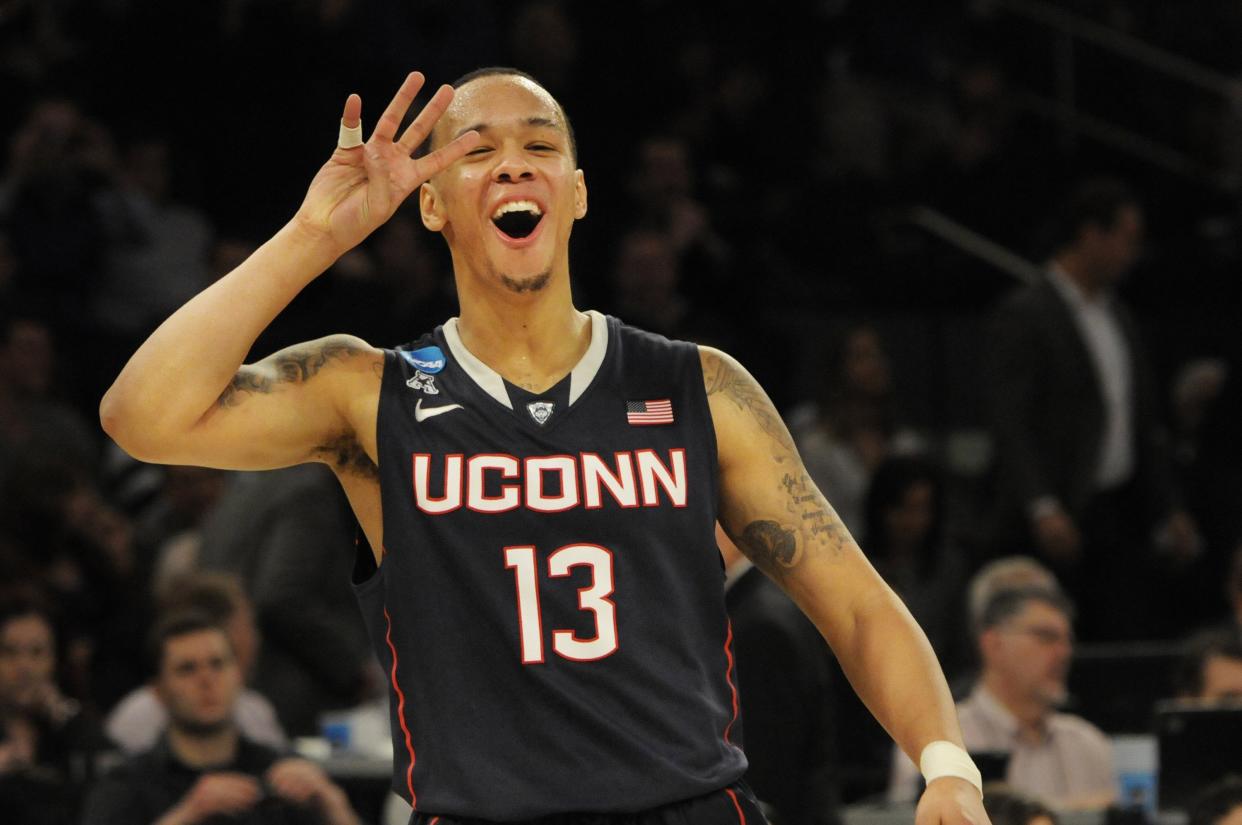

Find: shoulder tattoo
217;339;368;408
700;348;795;456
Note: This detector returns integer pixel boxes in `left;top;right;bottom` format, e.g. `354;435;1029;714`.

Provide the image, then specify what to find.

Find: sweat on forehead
426;71;577;162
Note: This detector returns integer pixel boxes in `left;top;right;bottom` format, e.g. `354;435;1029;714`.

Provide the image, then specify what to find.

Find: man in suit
984;178;1198;640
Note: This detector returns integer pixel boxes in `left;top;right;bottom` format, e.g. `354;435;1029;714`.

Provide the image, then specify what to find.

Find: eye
528;143;556;152
466;146;493;157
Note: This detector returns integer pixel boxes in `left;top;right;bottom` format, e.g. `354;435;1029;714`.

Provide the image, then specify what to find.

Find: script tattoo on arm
217;339;364;408
704;348;855;580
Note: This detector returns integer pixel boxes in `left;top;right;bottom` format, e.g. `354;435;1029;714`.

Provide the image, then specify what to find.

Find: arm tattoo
701;350;795;456
740;520;798;571
312;431;380;480
736;477;852;579
703;348;855;576
217;339;364;407
781;471;850;552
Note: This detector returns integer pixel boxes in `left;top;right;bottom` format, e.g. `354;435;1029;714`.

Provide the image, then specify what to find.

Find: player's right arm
99;72;480;470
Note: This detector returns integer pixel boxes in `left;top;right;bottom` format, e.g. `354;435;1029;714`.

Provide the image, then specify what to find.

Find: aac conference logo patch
401;346;447;375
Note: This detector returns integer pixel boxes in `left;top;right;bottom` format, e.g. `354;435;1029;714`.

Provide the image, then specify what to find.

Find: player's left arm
700;346;987;825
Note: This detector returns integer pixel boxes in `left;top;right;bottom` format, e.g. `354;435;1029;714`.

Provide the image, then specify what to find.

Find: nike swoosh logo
415;399;464;422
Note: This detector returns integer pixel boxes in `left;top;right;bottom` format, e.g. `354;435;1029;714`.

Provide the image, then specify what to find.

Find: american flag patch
626;399;674;426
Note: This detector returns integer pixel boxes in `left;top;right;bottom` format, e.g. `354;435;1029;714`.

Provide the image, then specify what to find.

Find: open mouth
491;200;544;241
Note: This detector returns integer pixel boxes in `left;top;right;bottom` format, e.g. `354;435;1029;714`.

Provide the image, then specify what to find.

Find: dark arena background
1;1;1241;823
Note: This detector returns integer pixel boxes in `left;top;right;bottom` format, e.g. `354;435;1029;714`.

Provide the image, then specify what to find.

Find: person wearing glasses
889;586;1115;810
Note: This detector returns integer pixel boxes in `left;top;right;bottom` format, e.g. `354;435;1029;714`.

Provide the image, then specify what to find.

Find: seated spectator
790;322;922;535
1174;627;1242;704
889;585;1114;810
967;558;1061;639
106;573;286;754
83;611;358;825
1190;777;1242;825
717;526;840;825
0;592;110;822
0;310;98;486
861;455;967;666
957;557;1062;687
982;784;1059;825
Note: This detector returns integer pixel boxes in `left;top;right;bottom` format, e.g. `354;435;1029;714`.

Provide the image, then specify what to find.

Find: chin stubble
499;271;552;294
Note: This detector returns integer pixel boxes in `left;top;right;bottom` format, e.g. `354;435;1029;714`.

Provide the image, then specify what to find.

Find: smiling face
420;74;586;295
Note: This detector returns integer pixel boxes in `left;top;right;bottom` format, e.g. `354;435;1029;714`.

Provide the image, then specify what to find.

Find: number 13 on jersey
504;544;619;663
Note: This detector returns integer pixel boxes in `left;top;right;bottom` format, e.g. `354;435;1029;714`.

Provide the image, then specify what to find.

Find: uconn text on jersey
412;448;689;514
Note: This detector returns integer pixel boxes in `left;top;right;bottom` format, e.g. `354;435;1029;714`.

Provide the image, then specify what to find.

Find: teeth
491;200;543;220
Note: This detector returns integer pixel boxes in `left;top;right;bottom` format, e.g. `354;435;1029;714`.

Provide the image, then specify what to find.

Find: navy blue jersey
353;311;747;819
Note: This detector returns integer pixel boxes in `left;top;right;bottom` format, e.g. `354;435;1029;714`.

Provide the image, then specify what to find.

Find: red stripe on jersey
429;818;440;825
725;788;747;824
722;618;740;744
383;606;417;805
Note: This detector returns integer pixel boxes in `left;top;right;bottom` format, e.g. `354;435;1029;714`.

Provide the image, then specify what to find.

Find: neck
167;723;239;769
1052;252;1103;299
982;672;1049;741
454;267;589;393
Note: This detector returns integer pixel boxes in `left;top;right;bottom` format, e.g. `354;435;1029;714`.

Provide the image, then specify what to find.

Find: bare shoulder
697;345;795;456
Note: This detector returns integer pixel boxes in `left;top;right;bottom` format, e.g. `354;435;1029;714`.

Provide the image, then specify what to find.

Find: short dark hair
146;610;232;678
1049;178;1140;252
421;67;578;165
1175;627;1242;698
1189;776;1242;825
156;572;247;625
862;454;946;577
982;784;1058;825
0;590;61;661
978;585;1075;633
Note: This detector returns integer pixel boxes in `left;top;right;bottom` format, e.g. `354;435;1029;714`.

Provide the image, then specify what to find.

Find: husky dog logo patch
526;401;554;426
406;370;440;395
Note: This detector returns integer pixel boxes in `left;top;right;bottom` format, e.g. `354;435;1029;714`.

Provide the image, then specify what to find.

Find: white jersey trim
569;310;609;404
442;311;608;411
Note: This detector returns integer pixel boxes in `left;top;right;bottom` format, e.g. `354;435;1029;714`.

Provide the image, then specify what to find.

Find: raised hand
294;71;480;257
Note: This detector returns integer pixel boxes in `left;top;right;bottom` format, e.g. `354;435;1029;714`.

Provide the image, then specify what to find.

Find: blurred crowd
1;0;1241;823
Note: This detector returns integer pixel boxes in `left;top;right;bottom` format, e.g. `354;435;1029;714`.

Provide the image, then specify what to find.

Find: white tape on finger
338;120;364;150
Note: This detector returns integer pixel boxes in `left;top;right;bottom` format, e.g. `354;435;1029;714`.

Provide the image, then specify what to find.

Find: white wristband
919;741;983;795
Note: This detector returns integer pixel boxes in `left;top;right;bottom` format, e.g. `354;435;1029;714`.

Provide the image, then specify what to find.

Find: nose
493;148;535;183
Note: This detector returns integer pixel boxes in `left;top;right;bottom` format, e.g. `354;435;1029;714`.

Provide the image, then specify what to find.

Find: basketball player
100;69;989;824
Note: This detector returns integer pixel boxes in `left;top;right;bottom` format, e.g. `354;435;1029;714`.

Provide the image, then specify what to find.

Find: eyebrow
454;117;562;141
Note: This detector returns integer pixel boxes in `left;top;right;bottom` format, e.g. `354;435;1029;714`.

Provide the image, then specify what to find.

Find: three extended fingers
337;71;479;170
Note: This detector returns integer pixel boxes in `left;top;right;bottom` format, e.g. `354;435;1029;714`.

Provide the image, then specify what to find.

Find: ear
573;169;588;220
979;627;1001;663
420;182;446;232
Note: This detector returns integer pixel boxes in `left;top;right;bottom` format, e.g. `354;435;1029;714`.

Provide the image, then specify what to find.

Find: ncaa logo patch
526;401;554;426
400;346;446;375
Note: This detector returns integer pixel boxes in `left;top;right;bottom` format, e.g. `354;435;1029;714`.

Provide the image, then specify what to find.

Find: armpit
312;431;379;479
